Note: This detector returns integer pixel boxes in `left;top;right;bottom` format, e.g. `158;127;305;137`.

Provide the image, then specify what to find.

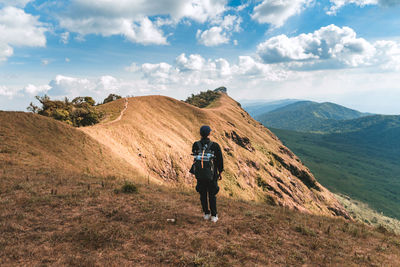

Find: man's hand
218;171;222;180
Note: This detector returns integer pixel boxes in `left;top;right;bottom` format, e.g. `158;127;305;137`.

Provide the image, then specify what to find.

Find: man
191;125;224;223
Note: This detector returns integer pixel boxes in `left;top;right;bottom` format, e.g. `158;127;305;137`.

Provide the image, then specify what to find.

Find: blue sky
1;0;400;114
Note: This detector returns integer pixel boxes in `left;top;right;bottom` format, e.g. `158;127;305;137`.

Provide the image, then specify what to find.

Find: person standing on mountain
191;125;224;223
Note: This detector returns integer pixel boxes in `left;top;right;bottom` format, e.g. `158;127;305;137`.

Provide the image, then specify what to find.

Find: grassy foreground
1;171;400;266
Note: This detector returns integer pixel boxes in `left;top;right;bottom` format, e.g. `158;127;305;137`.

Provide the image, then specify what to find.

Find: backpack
192;141;215;181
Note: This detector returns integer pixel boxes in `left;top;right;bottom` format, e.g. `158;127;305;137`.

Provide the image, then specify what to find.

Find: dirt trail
104;98;128;125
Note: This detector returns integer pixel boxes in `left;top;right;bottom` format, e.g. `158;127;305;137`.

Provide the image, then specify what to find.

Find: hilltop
82;92;347;217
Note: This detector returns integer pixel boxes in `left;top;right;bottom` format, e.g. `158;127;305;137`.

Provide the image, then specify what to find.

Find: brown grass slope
0;110;141;180
2;102;400;266
85;94;348;218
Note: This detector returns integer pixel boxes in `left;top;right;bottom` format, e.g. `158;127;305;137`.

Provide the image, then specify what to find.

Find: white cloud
58;0;228;45
251;0;311;27
219;14;241;32
65;57;70;62
60;15;167;45
0;0;33;8
126;17;168;45
125;62;139;72
47;75;91;97
141;62;178;84
44;75;133;99
0;6;47;61
24;84;51;95
328;0;377;15
41;59;49;65
327;0;399;15
373;40;400;70
233;56;288;80
196;14;241;46
196;27;229;46
0;85;16;97
176;53;206;71
60;32;70;44
127;53;288;92
257;25;380;68
0;43;13;61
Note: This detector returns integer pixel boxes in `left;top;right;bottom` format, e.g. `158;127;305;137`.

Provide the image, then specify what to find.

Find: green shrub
116;181;138;194
185;90;221;108
103;94;122;104
27;95;103;127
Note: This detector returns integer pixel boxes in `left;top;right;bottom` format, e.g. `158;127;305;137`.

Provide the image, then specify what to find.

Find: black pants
196;179;219;216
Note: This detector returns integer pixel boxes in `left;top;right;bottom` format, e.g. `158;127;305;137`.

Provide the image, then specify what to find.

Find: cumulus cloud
327;0;399;15
328;0;378;15
0;0;33;8
373;40;400;70
251;0;311;27
24;84;51;95
257;24;380;68
196;14;241;46
127;53;288;90
45;75;134;99
60;15;168;45
0;6;47;61
0;43;13;61
233;56;288;80
197;27;229;46
47;75;92;97
58;0;228;45
176;53;206;71
0;85;16;97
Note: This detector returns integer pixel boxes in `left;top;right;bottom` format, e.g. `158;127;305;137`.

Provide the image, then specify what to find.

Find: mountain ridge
254;100;370;132
4;93;400;265
81;93;348;217
1;92;348;218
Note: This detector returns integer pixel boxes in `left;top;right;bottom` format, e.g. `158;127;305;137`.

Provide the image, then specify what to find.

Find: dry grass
82;94;349;218
3;96;398;265
95;98;127;124
1;171;400;266
335;194;400;234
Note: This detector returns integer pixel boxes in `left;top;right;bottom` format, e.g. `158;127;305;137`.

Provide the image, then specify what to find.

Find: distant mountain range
252;100;372;132
243;100;400;219
241;99;301;118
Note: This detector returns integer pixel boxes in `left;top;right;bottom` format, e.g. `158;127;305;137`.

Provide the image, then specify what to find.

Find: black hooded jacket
192;137;224;176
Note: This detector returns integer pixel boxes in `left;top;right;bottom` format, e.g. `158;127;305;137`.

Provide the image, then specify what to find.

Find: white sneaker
210;215;218;223
203;214;211;220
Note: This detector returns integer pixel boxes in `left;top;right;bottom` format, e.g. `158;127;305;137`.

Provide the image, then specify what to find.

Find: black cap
200;125;211;137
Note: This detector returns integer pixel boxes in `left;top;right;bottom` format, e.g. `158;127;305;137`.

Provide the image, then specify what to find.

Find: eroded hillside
81;93;348;218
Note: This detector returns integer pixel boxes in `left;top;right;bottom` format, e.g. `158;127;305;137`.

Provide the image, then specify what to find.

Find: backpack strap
206;141;213;153
196;141;202;152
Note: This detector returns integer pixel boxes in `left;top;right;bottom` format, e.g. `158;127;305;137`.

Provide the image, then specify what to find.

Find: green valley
271;127;400;220
243;100;400;220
